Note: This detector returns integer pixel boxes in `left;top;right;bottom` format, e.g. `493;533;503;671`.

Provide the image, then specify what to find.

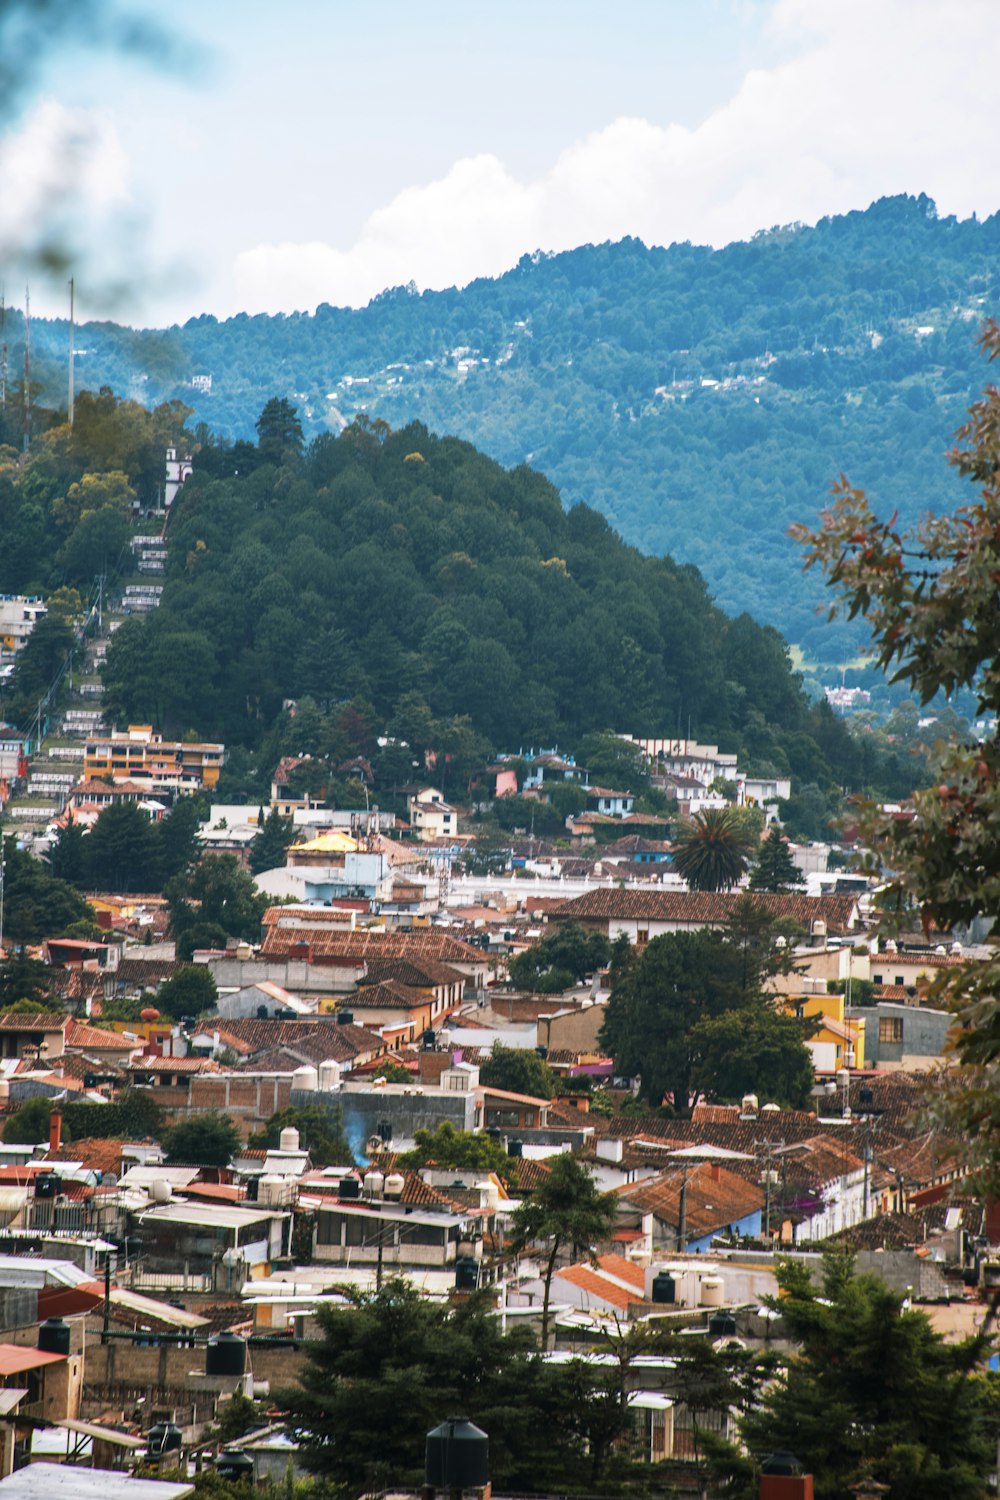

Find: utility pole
22;286;30;452
677;1164;688;1252
67;277;75;426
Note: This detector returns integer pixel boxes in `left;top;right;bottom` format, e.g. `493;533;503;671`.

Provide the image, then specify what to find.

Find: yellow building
781;989;866;1071
85;724;225;792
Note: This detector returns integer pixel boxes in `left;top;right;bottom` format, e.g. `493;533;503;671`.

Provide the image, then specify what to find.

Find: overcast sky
4;0;999;328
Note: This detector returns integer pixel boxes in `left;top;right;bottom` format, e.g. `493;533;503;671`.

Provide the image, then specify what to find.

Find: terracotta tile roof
259;929;485;965
359;957;466;989
0;1012;69;1032
126;1055;220;1074
595;1252;647;1291
508;1158;552;1194
622;1162;765;1239
48;1137;127;1175
240;1026;383;1070
348;979;435;1011
109;958;180;988
556;1264;638;1311
49;1053;127;1084
823;1204;954;1251
550;890;860;933
401;1173;456;1209
777;1135;865;1186
66;1020;137;1051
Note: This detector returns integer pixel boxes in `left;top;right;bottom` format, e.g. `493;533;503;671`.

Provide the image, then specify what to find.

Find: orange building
84;724;225;792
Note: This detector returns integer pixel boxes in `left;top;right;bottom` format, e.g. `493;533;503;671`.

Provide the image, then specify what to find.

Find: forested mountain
93;413;913;826
6;195;997;659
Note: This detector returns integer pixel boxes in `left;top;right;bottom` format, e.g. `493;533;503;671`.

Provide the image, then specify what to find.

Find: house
618;1162;765;1252
849;1001;950;1070
313;1192;475;1273
135;1199;291;1284
584;786;636;818
519;752;590;796
84;725;225;793
550;889;860;946
625;736;737;788
0;596;46;656
408;788;457;843
0;1014;71;1062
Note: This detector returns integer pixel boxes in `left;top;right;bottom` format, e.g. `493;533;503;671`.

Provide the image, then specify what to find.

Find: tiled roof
508;1158;552;1194
66;1021;137;1051
400;1173;454;1209
595;1252;647;1291
622;1162;765;1239
126;1055;220;1074
556;1263;639;1311
349;980;435;1011
550;890;859;932
110;958;180;987
823;1204;954;1251
259;929;485;965
241;1026;383;1070
360;956;466;989
47;1137;127;1175
0;1012;69;1032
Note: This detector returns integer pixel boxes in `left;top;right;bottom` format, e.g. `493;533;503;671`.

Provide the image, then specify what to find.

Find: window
894;975;904;987
636;928;649;947
879;1017;904;1044
486;1108;520;1128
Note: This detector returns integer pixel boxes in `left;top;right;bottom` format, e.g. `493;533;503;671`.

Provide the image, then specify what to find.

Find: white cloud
0;99;130;274
227;0;1000;314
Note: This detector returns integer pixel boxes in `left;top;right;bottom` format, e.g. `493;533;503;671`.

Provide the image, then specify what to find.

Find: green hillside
8;194;999;658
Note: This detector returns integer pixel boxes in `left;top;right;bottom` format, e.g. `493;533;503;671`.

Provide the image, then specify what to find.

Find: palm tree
671;807;754;892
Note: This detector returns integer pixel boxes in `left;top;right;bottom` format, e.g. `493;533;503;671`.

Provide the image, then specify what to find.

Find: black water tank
337;1010;354;1026
762;1452;804;1476
708;1311;738;1338
38;1317;71;1356
455;1256;480;1291
338;1175;361;1200
425;1417;489;1491
206;1332;247;1377
34;1172;60;1200
216;1451;254;1480
507;1138;523;1158
147;1423;183;1457
651;1272;676;1304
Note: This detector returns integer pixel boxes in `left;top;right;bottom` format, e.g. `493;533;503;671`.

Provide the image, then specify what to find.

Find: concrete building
0;597;46;656
84;726;225;793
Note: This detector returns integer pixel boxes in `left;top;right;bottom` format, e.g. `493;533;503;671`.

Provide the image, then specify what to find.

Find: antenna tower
22;286;30;452
67;277;75;425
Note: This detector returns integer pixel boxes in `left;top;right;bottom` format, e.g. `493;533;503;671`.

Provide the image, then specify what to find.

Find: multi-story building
0;596;46;656
84;724;225;793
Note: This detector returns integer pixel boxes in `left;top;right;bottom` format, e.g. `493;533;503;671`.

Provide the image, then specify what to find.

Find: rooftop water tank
338;1175;361;1200
700;1276;724;1308
291;1065;318;1092
318;1059;342;1090
651;1272;676;1305
455;1256;480;1291
425;1418;489;1492
708;1311;738;1338
148;1179;172;1205
337;1010;354;1026
279;1126;300;1153
216;1451;254;1481
507;1138;523;1158
206;1331;247;1377
38;1317;71;1356
741;1093;759;1114
147;1423;183;1457
383;1173;405;1201
363;1170;385;1200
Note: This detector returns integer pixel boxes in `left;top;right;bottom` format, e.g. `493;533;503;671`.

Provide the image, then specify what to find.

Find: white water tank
700;1276;724;1308
383;1173;405;1201
259;1174;292;1207
318;1059;342;1090
148;1179;172;1205
476;1181;500;1213
292;1065;318;1092
279;1126;301;1153
741;1093;759;1114
364;1170;385;1200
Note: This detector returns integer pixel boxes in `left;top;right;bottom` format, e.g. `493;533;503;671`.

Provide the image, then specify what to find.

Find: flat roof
0;1464;193;1500
138;1201;285;1229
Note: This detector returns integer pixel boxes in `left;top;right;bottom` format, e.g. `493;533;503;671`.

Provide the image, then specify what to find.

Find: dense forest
5;195;998;659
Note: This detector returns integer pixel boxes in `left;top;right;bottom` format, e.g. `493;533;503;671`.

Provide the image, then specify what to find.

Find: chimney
49;1109;62;1154
710;1163;721;1183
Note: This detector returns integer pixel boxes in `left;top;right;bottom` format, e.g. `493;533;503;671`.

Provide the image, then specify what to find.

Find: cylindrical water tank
651;1272;676;1304
700;1276;724;1307
425;1418;489;1491
337;1010;354;1026
383;1173;405;1201
338;1175;361;1200
291;1065;318;1092
363;1170;385;1200
206;1332;247;1377
148;1179;172;1205
147;1423;183;1457
455;1256;480;1291
279;1126;300;1153
38;1317;71;1355
258;1175;284;1206
507;1138;523;1158
318;1059;342;1090
708;1311;738;1337
216;1452;254;1481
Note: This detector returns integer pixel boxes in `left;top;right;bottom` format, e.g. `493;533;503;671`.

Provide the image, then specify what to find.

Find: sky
2;0;999;328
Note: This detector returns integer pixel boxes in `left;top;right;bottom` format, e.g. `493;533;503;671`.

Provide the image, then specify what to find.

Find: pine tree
748;826;805;891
